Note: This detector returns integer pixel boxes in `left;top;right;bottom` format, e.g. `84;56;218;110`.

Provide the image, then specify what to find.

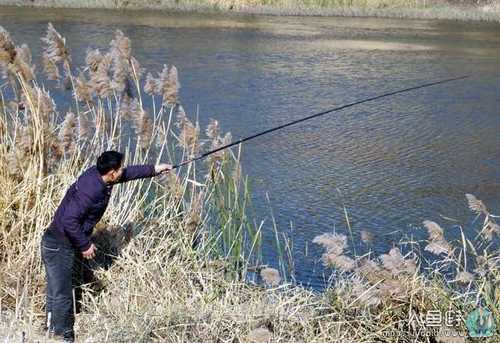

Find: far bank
1;0;500;22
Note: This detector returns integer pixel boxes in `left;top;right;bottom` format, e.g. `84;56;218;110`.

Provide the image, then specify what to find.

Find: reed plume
159;64;180;107
59;111;77;154
260;267;281;286
482;219;500;241
41;23;71;85
232;158;241;184
78;110;92;140
355;258;386;282
423;220;444;241
85;48;103;73
16;44;31;66
360;230;374;244
87;50;113;98
206;118;220;139
0;26;16;78
118;94;132;120
313;233;357;271
463;194;499;241
324;254;355;272
5;150;19;178
42;23;70;64
186;191;204;235
379;247;416;276
13;44;34;82
109;30;131;93
17;125;33;156
130;56;142;79
465;193;489;216
0;28;34;83
425;240;453;256
354;252;411;302
176;109;200;156
454;271;474;284
474;255;498;276
144;72;159;96
423;220;453;256
161;172;183;203
74;72;92;103
312;233;347;256
42;52;59;81
206;122;232;167
131;101;153;149
351;277;382;307
21;85;57;124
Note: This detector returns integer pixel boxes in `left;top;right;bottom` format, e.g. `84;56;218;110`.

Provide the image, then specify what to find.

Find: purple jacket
48;164;157;251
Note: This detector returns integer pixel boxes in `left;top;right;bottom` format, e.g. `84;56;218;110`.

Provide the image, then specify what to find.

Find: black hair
96;151;124;175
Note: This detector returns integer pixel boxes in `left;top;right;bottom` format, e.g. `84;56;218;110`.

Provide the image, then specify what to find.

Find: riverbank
1;0;500;21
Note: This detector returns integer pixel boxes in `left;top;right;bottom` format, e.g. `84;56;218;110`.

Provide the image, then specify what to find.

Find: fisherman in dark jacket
40;151;172;342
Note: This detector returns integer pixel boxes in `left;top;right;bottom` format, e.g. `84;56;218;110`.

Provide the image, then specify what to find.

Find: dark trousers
40;229;93;341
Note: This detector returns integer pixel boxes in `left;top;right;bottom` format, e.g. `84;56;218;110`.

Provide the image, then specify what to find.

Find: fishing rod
171;75;469;170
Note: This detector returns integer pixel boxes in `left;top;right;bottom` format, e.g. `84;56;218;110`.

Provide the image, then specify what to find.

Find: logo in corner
466;306;496;338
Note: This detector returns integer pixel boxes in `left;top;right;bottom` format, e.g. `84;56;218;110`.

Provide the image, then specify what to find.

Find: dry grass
0;24;498;342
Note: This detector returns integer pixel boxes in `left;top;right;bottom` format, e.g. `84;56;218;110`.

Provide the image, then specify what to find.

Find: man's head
97;151;124;183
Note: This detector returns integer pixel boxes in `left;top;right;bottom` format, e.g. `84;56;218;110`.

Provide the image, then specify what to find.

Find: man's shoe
48;331;75;343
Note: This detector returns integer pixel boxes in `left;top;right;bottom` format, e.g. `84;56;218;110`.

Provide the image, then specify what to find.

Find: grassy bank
0;24;499;342
1;0;500;21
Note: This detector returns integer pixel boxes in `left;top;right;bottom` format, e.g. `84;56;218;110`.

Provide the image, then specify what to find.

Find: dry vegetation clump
0;24;498;342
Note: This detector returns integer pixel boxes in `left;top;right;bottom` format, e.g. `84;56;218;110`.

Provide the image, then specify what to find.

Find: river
1;6;499;288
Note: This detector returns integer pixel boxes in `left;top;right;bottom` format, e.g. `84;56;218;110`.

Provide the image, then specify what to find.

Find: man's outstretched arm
116;163;172;183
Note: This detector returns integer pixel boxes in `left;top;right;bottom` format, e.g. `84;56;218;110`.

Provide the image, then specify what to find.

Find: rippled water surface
2;6;500;288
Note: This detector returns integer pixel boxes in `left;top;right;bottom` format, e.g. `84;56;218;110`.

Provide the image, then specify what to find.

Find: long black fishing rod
172;75;468;170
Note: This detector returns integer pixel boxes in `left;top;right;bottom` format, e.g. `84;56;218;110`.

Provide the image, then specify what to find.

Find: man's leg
41;232;76;341
40;232;54;333
73;243;97;314
72;252;84;314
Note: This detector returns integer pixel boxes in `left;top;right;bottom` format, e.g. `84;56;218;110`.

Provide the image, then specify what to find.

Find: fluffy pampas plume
41;23;70;64
260;267;281;287
423;220;453;256
361;230;374;244
87;49;113;99
313;233;347;256
175;106;200;156
0;27;34;81
109;30;131;93
0;26;17;80
59;111;77;154
313;233;355;272
379;247;416;276
159;64;180;107
454;271;474;285
144;72;159;96
185;191;204;235
41;23;71;85
465;193;489;216
74;72;92;103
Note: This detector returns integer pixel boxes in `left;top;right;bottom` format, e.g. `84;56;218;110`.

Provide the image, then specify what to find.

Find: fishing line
171;75;469;170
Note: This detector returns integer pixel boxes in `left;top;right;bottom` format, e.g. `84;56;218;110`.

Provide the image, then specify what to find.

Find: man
40;151;172;341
